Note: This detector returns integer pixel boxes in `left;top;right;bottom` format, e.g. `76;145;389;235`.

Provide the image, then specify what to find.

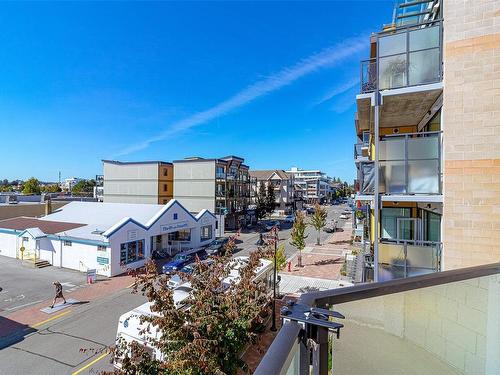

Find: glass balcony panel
379;161;406;194
406;243;438;269
379;242;405;265
407;160;439;194
409;25;440;51
379;138;405;160
407;135;439;159
378;32;406;56
332;273;500;375
379;54;407;90
409;49;440;86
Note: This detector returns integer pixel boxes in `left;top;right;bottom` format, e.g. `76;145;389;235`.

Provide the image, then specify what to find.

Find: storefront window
168;229;191;241
120;239;145;265
200;225;212;241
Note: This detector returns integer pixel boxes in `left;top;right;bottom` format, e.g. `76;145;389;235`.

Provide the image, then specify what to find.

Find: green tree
266;183;276;215
72;179;96;194
311;203;328;245
266;243;287;272
256;182;267;220
22;177;41;195
290;210;308;267
41;184;61;193
111;245;273;375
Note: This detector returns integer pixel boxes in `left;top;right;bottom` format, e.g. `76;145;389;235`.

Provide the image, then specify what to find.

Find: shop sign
160;221;189;232
97;256;109;265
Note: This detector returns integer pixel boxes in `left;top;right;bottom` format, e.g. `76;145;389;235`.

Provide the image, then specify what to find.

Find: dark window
63;240;72;246
173;213;178;220
163;168;168;177
120;240;145;265
163;199;169;204
163;184;168;192
97;245;106;251
201;225;212;241
168;229;191;241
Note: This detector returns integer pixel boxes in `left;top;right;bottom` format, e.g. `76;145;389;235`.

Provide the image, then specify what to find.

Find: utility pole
270;225;278;332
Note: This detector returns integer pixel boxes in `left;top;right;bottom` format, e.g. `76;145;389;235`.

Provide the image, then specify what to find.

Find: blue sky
0;1;393;182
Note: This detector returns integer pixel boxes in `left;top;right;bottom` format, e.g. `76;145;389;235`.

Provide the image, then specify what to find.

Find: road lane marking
5;299;44;312
31;310;72;328
72;351;110;375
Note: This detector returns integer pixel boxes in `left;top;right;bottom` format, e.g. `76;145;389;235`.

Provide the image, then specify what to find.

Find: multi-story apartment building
354;0;499;282
102;160;173;204
249;170;295;212
173;156;251;229
286;167;332;204
93;175;104;202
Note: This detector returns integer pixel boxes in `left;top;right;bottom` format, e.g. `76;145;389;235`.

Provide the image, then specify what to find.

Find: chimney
45;197;52;216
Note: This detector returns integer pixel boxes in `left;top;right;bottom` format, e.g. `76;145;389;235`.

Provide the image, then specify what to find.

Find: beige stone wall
334;274;500;374
442;0;500;269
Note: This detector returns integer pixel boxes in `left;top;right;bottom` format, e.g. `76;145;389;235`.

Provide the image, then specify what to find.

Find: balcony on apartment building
356;19;443;139
255;262;500;375
379;239;441;281
379;130;441;202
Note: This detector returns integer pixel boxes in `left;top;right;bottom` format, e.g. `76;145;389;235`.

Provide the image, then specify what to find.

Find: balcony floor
333;321;460;375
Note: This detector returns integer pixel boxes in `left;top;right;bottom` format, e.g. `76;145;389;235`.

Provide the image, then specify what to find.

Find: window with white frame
200;225;212;241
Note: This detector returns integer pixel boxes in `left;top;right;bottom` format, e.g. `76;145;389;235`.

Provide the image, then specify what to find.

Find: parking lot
0;256;90;315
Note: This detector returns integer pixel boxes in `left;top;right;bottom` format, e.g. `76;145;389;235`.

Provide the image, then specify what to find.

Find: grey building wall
103;162;159;204
173;160;216;213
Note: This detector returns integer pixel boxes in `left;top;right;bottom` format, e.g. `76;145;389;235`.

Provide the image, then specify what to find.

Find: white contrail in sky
116;35;367;156
312;77;359;107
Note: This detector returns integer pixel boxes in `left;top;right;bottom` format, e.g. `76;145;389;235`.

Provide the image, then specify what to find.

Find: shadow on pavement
0;316;37;350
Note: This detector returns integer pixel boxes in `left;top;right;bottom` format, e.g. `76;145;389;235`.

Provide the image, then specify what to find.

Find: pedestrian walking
50;281;66;308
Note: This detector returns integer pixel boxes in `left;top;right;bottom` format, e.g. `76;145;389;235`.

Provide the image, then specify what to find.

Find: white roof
39;200;214;243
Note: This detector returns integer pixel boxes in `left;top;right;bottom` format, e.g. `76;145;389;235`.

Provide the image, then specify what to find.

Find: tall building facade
354;0;499;281
102;160;174;204
173;156;250;229
249;170;295;212
286;167;332;204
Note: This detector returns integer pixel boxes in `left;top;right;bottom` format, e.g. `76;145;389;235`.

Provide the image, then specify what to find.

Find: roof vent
91;229;105;235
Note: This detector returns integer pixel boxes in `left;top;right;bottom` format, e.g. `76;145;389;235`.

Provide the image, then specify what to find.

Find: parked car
265;220;281;231
205;237;230;256
284;214;295;223
339;214;349;220
162;249;207;274
306;207;315;215
323;226;335;233
168;264;195;288
151;248;169;260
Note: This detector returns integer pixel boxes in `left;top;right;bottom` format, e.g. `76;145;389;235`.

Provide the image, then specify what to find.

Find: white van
113;257;274;369
114;285;192;369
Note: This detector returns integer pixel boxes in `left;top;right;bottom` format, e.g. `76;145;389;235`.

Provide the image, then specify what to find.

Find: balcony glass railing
379;131;441;195
378;239;441;281
255;263;500;375
360;20;442;93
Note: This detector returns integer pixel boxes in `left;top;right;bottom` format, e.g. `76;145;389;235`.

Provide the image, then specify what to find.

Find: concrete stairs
34;259;51;268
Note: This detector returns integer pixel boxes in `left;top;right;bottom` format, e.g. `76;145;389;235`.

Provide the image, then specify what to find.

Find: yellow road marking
31;310;72;328
126;281;136;288
72;350;110;375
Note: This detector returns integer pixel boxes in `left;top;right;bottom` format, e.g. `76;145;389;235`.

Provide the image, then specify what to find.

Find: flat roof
0;217;86;234
102;159;172;166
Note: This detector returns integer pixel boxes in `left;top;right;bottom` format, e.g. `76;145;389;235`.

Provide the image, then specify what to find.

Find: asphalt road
0;257;89;316
0;287;146;375
234;203;350;259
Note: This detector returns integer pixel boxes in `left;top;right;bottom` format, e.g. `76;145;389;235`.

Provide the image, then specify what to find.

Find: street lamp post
270;225;278;332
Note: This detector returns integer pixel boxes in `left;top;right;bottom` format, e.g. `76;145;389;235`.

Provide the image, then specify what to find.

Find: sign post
87;269;97;284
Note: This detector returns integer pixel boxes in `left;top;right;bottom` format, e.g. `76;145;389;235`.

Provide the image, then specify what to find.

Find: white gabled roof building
0;200;217;277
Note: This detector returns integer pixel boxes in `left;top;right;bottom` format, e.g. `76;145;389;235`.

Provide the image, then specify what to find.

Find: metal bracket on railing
280;300;345;339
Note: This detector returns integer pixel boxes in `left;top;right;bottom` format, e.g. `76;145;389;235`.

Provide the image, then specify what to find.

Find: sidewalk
0;273;134;340
281;218;353;280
